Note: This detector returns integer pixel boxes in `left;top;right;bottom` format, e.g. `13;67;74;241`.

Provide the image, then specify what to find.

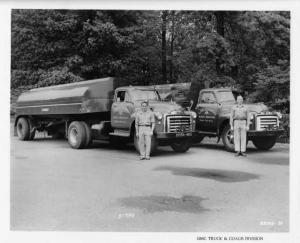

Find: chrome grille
256;116;279;131
166;115;192;133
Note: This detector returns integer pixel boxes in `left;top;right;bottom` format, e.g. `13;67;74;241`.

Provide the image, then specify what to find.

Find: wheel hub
69;128;78;145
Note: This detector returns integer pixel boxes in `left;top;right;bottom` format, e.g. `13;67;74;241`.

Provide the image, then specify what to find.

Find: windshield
131;90;160;101
217;91;235;103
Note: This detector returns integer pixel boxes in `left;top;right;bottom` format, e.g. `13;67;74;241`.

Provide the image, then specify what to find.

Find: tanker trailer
14;77;197;152
14;77;116;148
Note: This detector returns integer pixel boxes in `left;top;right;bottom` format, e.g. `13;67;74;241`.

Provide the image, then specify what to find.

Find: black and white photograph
1;0;300;242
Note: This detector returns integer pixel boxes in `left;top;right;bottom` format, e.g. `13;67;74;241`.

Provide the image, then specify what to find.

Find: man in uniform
230;95;250;156
135;100;155;160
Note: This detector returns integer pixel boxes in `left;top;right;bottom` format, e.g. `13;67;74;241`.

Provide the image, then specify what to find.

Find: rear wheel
28;118;36;140
252;136;277;151
67;121;87;149
81;121;93;148
170;138;191;153
133;129;157;155
16;117;30;140
221;124;234;151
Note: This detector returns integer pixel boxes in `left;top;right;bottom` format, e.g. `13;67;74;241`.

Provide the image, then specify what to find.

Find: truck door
196;91;219;133
111;90;134;130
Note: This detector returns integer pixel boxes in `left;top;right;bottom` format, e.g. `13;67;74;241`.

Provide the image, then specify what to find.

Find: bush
280;113;289;138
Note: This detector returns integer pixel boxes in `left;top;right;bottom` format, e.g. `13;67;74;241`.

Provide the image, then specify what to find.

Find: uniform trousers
233;120;247;152
138;126;152;158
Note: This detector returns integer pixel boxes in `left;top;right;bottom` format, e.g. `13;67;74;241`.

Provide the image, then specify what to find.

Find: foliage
11;10;290;113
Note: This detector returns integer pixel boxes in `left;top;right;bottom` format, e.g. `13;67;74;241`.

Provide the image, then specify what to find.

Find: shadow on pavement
118;195;209;214
154;166;260;183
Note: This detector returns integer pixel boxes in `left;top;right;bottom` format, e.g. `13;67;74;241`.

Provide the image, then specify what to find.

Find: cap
141;100;149;106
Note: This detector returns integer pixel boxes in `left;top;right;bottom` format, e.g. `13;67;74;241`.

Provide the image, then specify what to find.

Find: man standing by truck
230;95;250;156
135;100;155;160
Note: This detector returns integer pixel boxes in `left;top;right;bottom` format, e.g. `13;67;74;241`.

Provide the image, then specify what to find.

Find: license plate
176;132;192;137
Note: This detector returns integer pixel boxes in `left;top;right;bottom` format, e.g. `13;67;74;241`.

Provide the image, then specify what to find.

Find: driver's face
141;104;148;112
237;97;243;105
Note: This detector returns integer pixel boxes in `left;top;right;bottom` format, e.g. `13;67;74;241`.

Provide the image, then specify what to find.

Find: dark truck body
16;77;115;115
14;78;197;153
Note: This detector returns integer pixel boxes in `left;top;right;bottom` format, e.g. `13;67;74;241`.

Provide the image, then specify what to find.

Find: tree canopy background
11;10;290;113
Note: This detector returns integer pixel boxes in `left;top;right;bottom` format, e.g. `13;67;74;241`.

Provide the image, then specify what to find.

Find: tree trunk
214;11;225;37
161;11;167;84
169;11;175;83
214;11;225;74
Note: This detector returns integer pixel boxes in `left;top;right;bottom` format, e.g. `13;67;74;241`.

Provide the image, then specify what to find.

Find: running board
109;130;130;137
197;131;217;136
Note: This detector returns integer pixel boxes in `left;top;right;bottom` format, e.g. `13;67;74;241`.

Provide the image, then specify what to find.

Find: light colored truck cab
109;86;197;153
194;88;284;151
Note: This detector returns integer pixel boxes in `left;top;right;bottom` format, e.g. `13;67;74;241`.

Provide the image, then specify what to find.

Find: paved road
11;133;289;232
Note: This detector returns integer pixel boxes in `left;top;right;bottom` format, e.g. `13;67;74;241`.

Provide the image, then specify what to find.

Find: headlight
155;112;163;120
190;111;197;119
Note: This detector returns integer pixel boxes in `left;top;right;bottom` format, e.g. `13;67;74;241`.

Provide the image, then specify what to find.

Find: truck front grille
256;115;279;131
166;115;192;133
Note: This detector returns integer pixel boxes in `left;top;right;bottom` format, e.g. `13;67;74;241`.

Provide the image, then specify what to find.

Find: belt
138;124;151;127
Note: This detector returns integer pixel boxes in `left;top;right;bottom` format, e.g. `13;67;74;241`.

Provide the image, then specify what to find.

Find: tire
252;136;277;151
28;118;36;140
170;138;191;153
81;121;93;148
16;117;30;140
221;124;235;151
67;121;87;149
133;129;158;155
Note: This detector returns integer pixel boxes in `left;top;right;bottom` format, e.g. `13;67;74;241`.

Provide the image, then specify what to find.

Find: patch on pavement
14;155;28;160
246;155;289;166
154;166;259;182
118;195;208;214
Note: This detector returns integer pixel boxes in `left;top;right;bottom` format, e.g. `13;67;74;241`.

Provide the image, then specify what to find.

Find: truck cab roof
200;88;232;92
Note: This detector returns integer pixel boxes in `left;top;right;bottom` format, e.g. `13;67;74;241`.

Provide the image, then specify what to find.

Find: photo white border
1;1;299;242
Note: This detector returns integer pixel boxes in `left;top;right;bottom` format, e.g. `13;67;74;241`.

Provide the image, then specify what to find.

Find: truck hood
222;102;269;114
134;100;185;114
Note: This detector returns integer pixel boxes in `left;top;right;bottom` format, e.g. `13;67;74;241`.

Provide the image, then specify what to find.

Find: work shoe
240;152;247;157
140;157;145;160
145;157;150;160
235;152;240;157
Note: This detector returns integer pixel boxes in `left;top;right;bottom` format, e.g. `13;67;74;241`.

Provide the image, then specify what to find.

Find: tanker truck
14;77;197;154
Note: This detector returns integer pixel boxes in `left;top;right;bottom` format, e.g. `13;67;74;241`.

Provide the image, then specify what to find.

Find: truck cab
109;86;198;153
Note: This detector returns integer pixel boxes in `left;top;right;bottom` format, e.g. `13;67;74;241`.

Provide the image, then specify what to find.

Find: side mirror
116;97;121;102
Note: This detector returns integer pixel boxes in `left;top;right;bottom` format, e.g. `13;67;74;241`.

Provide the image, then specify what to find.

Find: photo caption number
118;213;135;219
260;220;283;226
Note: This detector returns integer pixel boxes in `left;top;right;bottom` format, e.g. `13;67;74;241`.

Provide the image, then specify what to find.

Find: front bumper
247;129;284;137
156;131;198;139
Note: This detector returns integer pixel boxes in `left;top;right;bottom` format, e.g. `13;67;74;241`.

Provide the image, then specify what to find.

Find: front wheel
133;130;157;155
170;138;191;153
221;124;235;151
252;136;277;151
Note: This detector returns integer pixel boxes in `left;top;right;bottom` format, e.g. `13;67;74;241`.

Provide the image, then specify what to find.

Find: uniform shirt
230;105;250;126
135;110;155;126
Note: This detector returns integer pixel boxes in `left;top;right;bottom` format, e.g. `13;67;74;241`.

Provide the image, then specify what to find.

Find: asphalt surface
11;130;289;232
